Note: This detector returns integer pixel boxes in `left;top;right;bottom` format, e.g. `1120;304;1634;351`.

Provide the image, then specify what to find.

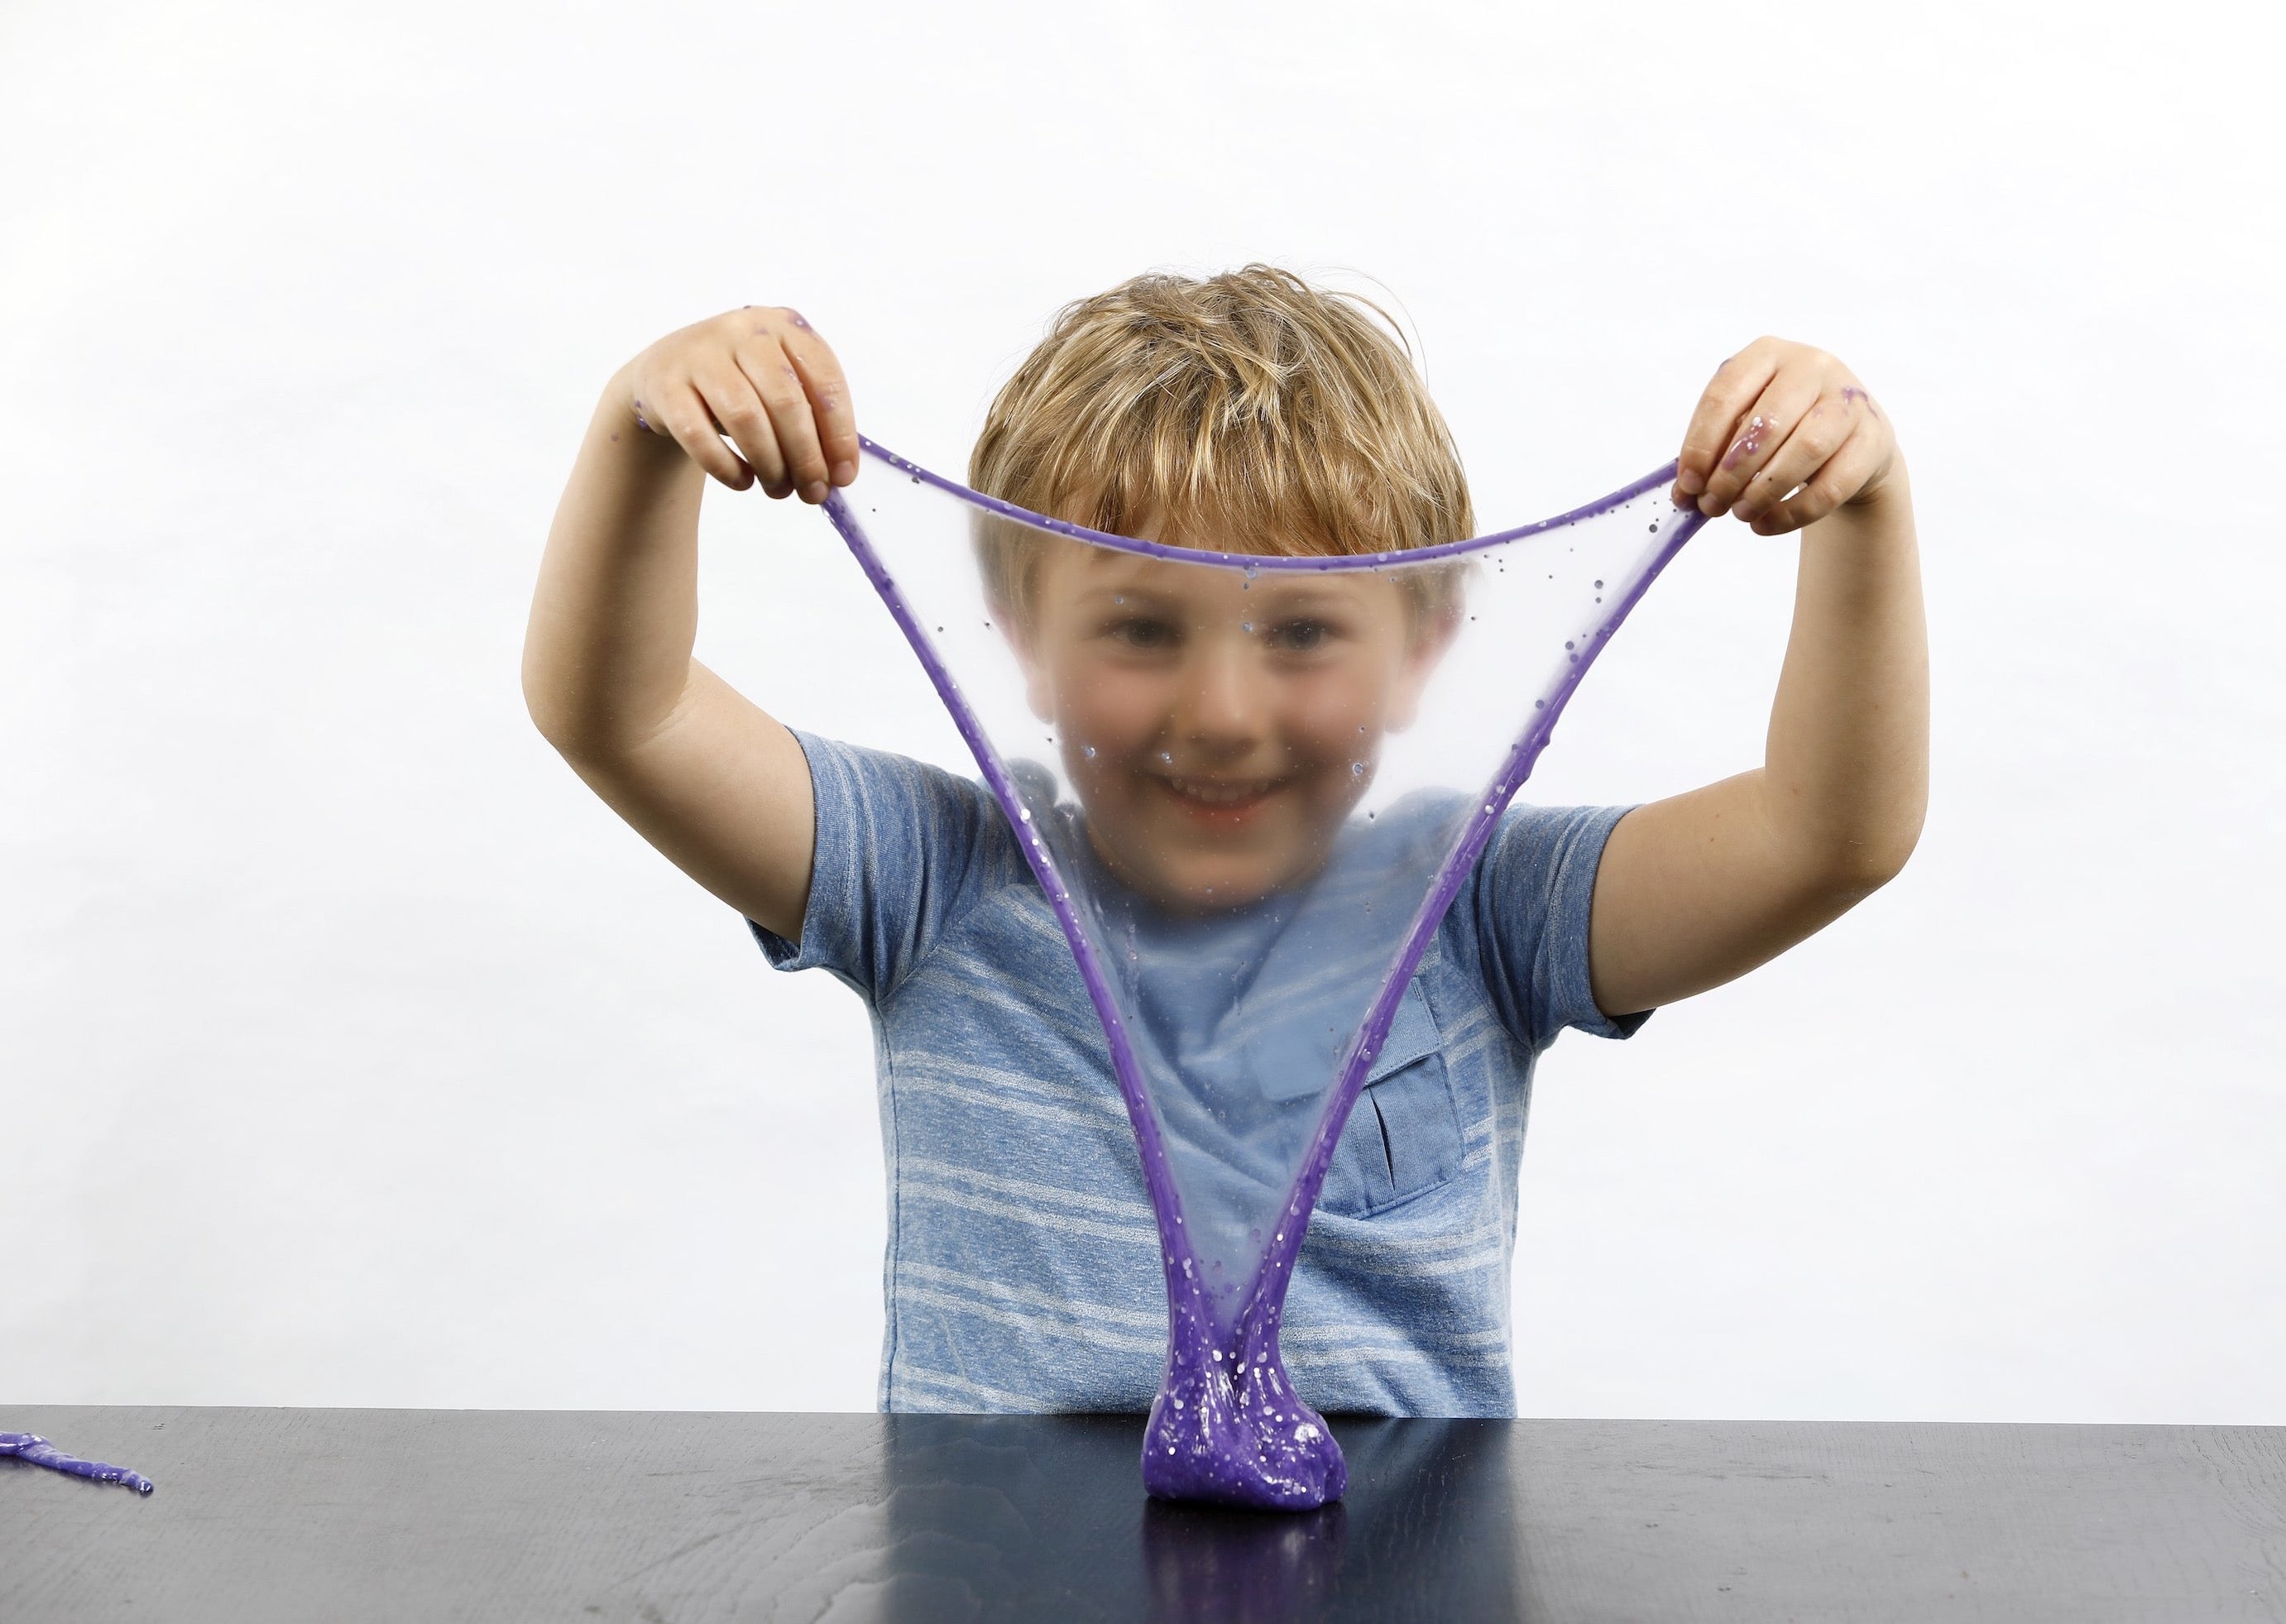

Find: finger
1731;390;1863;527
732;341;831;502
774;319;860;486
1695;371;1825;519
692;362;789;496
1751;422;1879;534
654;380;755;491
1674;343;1779;501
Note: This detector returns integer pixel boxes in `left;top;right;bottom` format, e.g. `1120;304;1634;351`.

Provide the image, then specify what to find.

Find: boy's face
1015;538;1449;913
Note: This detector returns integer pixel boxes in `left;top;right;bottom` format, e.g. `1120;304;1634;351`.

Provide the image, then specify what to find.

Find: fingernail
802;481;827;503
831;460;855;486
1676;470;1704;496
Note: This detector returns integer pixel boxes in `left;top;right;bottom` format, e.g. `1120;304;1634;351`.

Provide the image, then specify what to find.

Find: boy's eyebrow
1071;579;1183;608
1066;572;1393;612
1247;579;1388;614
1252;580;1355;604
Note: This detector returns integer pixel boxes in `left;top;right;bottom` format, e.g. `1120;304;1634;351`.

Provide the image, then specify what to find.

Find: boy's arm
1586;338;1929;1019
520;307;859;942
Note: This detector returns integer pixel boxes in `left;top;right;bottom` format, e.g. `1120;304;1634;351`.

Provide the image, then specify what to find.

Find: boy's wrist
594;364;686;464
1842;450;1910;516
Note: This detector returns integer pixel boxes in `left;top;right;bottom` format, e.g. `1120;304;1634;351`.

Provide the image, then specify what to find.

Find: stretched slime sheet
822;438;1703;1508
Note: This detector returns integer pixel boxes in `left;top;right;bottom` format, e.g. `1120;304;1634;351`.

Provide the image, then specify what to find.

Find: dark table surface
4;1406;2283;1622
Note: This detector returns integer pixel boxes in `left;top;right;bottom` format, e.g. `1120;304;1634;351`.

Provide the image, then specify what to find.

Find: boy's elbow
520;659;563;745
1830;818;1923;893
520;626;588;750
525;700;568;752
520;659;587;755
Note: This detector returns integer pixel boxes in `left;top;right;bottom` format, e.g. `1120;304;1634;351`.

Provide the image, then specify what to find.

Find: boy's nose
1174;637;1268;757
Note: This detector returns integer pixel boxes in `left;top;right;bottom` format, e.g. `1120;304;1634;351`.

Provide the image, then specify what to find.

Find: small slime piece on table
2;1431;156;1494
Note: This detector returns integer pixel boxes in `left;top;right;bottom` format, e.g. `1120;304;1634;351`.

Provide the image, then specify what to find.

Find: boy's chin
1130;860;1301;915
1084;823;1328;914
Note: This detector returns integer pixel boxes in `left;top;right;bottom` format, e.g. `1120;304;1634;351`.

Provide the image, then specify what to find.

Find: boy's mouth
1155;771;1287;825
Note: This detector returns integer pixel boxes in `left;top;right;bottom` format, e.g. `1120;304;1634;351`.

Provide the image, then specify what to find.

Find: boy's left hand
1671;337;1899;536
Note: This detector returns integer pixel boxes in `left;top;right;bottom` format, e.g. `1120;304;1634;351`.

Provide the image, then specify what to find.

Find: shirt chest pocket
1316;986;1464;1220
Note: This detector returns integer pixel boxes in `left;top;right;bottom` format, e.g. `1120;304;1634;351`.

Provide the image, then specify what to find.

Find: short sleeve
745;730;1009;1004
1469;801;1653;1052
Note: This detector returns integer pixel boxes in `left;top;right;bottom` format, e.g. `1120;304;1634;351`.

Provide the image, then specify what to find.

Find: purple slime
2;1431;154;1494
822;439;1704;1509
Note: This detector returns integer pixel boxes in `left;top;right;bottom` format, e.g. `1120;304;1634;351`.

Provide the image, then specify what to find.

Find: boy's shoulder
795;730;1005;841
758;731;1043;996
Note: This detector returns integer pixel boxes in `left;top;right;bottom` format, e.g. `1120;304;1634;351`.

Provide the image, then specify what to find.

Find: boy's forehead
1042;542;1397;610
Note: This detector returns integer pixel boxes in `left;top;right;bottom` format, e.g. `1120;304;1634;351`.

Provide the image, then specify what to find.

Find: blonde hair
969;265;1472;619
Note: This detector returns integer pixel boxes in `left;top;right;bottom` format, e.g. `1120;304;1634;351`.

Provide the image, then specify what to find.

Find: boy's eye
1109;616;1179;649
1266;619;1332;653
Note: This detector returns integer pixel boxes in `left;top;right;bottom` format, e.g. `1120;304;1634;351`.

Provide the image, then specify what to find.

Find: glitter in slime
820;438;1704;1509
2;1432;155;1494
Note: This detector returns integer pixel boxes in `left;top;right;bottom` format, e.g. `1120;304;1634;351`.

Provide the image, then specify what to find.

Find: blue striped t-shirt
748;730;1651;1416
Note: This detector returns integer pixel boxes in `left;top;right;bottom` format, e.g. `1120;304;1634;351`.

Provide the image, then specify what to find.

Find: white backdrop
4;0;2280;1421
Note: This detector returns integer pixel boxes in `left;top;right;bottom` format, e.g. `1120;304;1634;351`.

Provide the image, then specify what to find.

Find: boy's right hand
621;306;860;503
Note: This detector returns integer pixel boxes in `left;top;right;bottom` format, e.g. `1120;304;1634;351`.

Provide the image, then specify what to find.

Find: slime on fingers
1722;414;1772;471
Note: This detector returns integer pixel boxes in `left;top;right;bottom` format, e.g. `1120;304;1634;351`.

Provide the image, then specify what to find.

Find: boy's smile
1015;539;1450;913
1157;770;1287;822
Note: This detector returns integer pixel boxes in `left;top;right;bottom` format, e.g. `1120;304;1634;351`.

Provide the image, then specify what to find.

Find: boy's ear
1385;592;1464;731
990;593;1054;721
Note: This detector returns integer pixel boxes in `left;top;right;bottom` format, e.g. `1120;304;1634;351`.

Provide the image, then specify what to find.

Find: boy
521;267;1927;1415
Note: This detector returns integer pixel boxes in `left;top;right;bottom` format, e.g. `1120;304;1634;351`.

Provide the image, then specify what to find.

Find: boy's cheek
1282;702;1390;777
1045;664;1162;756
1287;659;1405;740
1057;710;1161;772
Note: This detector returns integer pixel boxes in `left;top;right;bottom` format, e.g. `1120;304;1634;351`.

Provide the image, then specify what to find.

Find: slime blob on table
2;1431;155;1494
822;439;1701;1508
